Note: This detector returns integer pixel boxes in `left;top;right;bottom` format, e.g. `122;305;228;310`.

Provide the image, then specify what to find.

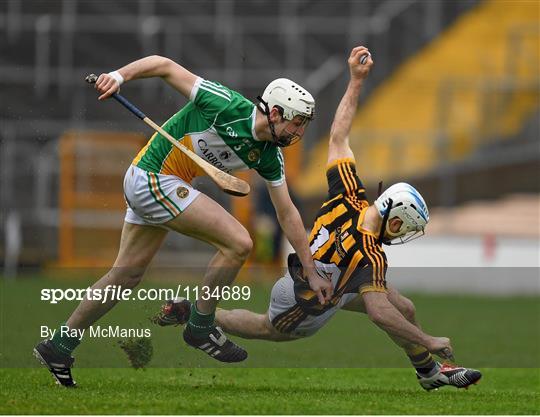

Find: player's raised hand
305;268;333;305
348;46;373;81
95;72;122;100
427;336;455;362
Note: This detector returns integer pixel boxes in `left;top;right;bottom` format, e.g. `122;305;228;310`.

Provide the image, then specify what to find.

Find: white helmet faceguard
374;182;429;245
257;78;315;147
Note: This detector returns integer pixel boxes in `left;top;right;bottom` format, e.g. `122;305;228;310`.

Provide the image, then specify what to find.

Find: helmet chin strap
256;96;294;147
378;198;393;245
257;96;280;145
377;181;383;198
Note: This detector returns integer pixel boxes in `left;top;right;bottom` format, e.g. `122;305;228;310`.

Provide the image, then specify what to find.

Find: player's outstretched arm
362;291;455;360
327;46;373;165
267;182;333;305
95;55;198;100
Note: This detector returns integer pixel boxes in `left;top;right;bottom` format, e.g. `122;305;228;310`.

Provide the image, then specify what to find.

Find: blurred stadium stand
299;0;540;207
1;0;538;272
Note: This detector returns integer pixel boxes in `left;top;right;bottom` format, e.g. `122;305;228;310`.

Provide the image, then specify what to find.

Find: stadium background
0;0;539;414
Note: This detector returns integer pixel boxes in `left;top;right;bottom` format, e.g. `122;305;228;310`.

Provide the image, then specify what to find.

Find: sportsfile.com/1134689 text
40;285;252;304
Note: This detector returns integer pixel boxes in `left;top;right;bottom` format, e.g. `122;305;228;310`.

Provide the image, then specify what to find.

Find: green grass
1;276;539;414
1;368;538;414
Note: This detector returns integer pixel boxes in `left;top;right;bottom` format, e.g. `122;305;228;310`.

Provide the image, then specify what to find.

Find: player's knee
266;326;287;341
256;321;275;340
236;232;253;260
400;297;416;322
266;322;299;342
225;230;253;261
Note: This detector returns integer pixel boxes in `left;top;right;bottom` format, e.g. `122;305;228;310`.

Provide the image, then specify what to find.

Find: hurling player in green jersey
34;55;333;387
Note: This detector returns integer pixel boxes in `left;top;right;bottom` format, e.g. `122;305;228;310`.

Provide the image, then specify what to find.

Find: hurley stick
85;74;250;197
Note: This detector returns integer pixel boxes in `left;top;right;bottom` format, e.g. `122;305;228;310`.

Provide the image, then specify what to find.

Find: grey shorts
267;272;359;338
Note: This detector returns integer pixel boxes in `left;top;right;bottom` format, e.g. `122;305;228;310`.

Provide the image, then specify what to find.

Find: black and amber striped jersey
288;158;387;315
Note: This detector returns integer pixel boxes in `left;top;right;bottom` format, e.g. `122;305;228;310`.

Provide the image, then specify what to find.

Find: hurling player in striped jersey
154;46;482;391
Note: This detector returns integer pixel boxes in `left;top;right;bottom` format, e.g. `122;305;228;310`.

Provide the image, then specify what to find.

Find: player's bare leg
164;193;252;362
153;300;297;342
215;309;297;341
343;288;481;390
344;288;442;358
34;222;167;387
164;193;252;313
66;222;168;330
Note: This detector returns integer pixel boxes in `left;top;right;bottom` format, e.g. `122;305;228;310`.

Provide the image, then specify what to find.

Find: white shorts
267;273;359;338
123;165;201;226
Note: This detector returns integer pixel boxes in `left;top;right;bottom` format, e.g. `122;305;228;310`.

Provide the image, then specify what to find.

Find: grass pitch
1;368;538;414
1;276;539;414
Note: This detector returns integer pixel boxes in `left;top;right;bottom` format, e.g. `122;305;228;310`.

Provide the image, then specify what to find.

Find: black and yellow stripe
287;158;388;318
272;305;308;333
326;158;367;200
406;345;437;375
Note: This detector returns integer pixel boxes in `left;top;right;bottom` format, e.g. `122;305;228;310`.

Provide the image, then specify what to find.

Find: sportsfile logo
41;286;131;304
40;285;251;304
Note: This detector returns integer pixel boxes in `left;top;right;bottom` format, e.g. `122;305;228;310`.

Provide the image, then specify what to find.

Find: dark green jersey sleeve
256;146;286;187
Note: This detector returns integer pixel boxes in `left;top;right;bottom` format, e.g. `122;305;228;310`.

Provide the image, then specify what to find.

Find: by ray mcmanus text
41;325;152;339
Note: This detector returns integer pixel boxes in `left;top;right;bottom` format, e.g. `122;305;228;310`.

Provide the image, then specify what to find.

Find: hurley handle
85;73;146;120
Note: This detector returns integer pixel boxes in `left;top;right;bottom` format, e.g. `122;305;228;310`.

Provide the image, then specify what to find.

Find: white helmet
374;182;429;244
261;78;315;121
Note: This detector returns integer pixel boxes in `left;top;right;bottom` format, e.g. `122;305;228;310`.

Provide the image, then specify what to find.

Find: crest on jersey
334;226;349;259
248;149;260;162
176;187;189;199
219;150;231;160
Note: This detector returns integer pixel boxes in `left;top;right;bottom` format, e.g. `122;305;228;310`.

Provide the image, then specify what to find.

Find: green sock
187;303;215;338
50;323;82;356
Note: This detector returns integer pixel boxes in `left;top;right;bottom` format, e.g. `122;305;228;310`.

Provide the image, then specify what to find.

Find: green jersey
133;77;285;186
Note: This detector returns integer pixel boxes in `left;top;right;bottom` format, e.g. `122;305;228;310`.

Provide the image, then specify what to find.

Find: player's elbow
329;131;350;149
148;55;176;76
